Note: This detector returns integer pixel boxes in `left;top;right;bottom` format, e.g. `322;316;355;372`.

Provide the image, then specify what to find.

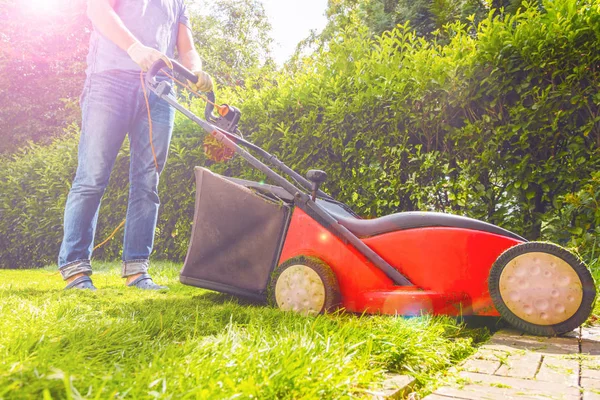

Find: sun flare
21;0;65;15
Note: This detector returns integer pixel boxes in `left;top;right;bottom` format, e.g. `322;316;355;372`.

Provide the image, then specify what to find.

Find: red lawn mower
147;60;596;336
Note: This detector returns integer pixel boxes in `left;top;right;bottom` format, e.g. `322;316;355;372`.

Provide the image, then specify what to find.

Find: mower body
180;167;524;317
280;207;524;317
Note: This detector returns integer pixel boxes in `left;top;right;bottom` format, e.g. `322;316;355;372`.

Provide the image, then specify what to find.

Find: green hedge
233;0;600;251
1;0;599;269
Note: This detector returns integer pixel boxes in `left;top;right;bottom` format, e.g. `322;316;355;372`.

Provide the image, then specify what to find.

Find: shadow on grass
460;315;506;334
1;283;503;334
193;291;266;306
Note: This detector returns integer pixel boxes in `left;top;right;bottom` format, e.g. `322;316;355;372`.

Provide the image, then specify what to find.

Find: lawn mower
146;59;596;336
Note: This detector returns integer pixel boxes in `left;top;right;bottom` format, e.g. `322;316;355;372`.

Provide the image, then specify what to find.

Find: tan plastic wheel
499;252;583;326
275;264;325;315
268;256;341;315
489;242;596;336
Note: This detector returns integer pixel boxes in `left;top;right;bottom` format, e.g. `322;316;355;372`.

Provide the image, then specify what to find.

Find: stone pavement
422;326;600;400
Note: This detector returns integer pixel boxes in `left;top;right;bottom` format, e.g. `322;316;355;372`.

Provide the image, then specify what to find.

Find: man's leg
58;72;136;283
122;80;175;286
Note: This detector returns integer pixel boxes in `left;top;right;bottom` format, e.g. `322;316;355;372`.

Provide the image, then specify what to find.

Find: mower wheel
268;256;341;315
489;242;596;336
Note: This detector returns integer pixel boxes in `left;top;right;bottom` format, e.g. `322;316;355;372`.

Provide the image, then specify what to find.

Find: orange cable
140;70;160;171
93;218;127;252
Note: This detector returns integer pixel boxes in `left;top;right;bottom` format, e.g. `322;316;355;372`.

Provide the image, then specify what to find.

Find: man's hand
127;42;173;71
177;23;211;91
189;70;213;92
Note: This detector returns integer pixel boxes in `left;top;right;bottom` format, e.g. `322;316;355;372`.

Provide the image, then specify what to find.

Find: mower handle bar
144;58;335;202
147;60;231;127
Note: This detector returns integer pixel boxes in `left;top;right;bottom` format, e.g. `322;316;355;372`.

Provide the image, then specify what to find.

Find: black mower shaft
160;94;308;198
230;136;334;202
304;201;412;286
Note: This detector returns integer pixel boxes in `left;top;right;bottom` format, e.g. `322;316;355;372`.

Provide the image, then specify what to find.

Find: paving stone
582;358;600;380
583;357;600;369
582;378;600;391
422;394;470;400
495;352;542;379
582;340;600;355
460;371;578;395
582;326;600;356
427;328;599;400
521;335;580;347
437;371;581;399
536;356;579;385
582;326;600;341
487;335;579;355
473;347;512;361
584;391;600;400
436;383;578;400
494;329;525;339
369;373;415;399
461;358;501;374
583;368;600;380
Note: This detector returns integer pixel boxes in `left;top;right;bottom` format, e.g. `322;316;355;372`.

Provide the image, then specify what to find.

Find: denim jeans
58;70;175;280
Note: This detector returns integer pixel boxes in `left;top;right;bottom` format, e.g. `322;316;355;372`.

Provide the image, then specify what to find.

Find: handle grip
146;58;219;130
146;58;198;86
171;59;198;84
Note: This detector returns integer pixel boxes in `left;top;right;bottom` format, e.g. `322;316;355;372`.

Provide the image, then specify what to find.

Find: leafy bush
1;0;599;269
546;171;600;260
1;126;79;269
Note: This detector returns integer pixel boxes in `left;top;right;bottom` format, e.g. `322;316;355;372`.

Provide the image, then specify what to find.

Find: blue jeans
58;70;175;280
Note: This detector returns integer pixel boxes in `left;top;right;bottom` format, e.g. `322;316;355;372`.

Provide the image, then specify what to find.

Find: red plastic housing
278;208;524;317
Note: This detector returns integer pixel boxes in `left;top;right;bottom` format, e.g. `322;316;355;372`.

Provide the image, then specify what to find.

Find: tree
0;0;89;154
186;0;276;88
309;0;535;43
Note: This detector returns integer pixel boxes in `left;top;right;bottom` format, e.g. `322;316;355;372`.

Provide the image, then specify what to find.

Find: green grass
0;262;488;399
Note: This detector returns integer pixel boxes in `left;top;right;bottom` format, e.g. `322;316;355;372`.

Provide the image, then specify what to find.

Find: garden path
421;326;600;400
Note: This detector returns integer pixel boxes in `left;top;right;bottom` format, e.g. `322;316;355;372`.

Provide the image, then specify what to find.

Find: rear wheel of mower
268;256;341;315
488;242;596;336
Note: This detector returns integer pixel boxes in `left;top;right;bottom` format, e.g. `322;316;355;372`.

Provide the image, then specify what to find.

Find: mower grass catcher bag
180;167;290;301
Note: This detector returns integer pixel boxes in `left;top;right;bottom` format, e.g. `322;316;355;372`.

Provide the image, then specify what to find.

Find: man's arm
86;0;171;70
177;23;202;72
176;23;213;92
87;0;137;51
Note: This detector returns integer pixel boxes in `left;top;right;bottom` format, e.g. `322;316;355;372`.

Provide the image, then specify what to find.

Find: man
58;0;212;290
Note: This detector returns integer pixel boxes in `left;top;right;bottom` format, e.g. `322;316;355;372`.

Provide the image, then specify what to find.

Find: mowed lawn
1;262;490;399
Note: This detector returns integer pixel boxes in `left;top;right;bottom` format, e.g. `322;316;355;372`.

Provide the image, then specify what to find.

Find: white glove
126;42;173;71
189;70;213;92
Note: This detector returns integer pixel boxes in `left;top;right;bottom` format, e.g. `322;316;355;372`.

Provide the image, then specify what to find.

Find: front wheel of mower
268;256;341;315
488;242;596;336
